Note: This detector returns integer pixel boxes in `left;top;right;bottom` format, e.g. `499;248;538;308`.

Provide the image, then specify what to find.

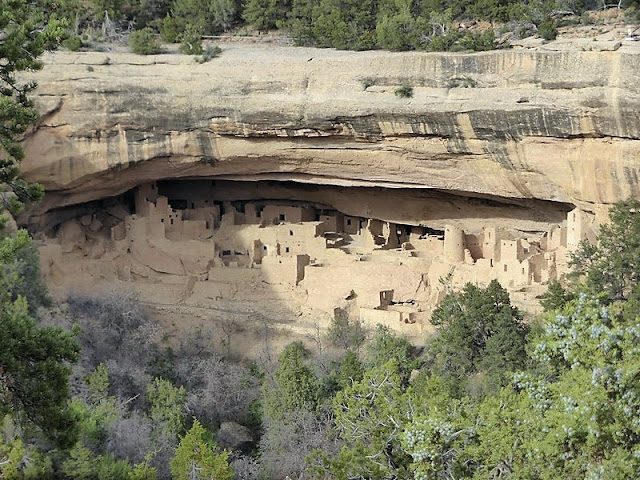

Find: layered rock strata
16;43;640;341
19;43;640;226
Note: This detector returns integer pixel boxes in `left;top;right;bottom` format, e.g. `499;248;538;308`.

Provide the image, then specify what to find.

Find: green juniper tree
170;419;233;480
540;279;575;313
263;341;319;418
129;27;162;54
311;0;377;49
171;0;238;35
147;377;187;436
0;0;79;450
428;279;529;394
570;198;640;302
1;0;67;214
242;0;290;31
0;232;80;447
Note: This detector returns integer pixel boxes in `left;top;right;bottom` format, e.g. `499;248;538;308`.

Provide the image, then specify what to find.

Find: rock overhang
19;43;640;333
16;43;640;228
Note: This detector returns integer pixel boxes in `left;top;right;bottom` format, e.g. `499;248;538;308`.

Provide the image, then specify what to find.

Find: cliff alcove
33;176;582;345
17;43;640;344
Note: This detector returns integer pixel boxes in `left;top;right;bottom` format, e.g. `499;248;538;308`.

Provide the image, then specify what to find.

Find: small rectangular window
279;214;286;221
285;247;290;253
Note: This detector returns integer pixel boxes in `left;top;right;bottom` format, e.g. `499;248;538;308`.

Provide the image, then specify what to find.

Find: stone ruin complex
38;180;597;337
18;47;639;343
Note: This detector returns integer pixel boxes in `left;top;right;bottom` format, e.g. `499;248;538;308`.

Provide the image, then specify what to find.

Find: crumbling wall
262;254;310;285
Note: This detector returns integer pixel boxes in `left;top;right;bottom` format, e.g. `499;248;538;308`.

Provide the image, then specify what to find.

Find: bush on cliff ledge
129;27;162;55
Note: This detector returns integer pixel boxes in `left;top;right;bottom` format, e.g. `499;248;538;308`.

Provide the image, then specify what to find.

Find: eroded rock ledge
19;44;640;228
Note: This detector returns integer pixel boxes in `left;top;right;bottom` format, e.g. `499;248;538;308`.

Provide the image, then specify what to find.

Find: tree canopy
170;419;233;480
0;0;68;214
0;0;80;451
313;291;640;479
429;279;529;393
570;198;640;302
0;231;80;447
37;0;633;54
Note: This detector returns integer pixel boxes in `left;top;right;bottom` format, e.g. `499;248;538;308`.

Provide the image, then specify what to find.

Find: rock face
16;43;640;347
19;44;640;225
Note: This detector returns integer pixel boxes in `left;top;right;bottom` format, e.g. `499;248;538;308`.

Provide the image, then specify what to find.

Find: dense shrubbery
62;34;84;51
39;0;639;53
2;284;258;478
429;279;529;394
538;15;559;40
129;27;163;54
177;23;203;54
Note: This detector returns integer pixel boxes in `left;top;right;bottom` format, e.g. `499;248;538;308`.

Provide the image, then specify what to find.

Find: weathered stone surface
216;421;254;452
18;44;640;225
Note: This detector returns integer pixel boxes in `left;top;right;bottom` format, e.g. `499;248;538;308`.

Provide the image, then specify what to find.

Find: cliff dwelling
34;178;589;342
11;38;639;347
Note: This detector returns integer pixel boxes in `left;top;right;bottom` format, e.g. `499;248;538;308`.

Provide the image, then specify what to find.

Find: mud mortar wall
37;178;589;344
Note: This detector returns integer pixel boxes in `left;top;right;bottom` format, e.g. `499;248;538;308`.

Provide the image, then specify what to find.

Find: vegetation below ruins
38;0;640;54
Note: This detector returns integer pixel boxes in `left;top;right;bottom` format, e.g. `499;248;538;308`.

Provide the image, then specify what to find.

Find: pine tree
0;1;79;449
429;279;528;393
570;198;640;302
0;1;66;214
170;419;233;480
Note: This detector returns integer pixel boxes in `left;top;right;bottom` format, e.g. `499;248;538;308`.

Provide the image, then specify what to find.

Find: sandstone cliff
14;43;640;346
19;43;640;227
